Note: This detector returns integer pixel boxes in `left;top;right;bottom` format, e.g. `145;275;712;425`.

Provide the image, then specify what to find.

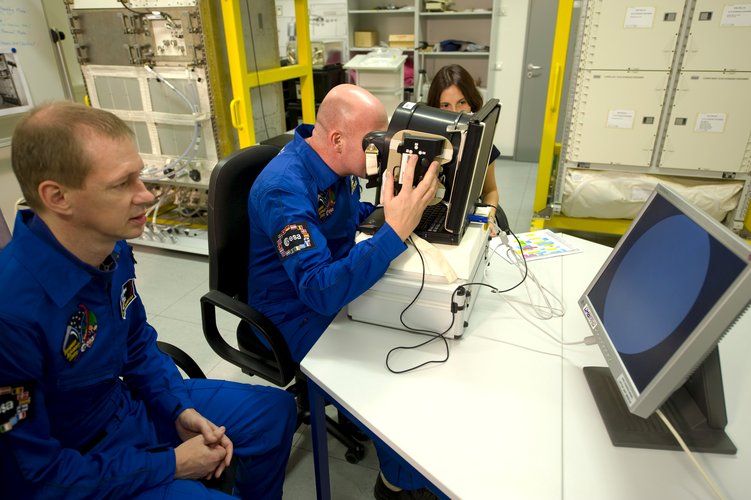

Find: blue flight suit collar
12;210;118;309
291;124;343;192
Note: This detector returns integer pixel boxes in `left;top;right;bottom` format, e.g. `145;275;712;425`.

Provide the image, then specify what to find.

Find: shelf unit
415;4;494;99
345;0;497;104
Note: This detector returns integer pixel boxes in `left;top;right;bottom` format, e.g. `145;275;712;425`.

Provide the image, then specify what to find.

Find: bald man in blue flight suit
248;84;442;500
0;102;297;498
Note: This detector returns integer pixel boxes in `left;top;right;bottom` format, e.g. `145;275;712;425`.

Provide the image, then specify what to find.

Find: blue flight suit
0;211;297;499
248;124;433;492
248;124;406;361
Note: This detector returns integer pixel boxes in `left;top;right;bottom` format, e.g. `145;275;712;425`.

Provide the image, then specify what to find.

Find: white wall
1;0;71;232
490;0;530;157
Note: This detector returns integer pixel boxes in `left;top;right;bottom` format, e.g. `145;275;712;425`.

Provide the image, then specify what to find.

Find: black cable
386;227;530;374
386;236;451;374
118;0;176;28
117;0;147;15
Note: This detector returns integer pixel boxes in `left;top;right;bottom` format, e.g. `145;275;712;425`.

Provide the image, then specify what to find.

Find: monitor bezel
578;183;751;419
445;100;501;235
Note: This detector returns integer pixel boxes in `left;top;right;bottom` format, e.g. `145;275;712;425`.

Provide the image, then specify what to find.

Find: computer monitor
363;99;501;242
578;184;751;454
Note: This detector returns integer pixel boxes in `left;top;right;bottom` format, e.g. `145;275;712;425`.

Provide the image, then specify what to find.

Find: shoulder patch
120;278;137;319
275;223;315;259
0;383;33;433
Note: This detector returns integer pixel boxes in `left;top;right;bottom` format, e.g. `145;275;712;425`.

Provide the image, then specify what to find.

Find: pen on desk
468;215;488;223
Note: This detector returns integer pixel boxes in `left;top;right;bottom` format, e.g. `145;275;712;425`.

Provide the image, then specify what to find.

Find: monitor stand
583;348;737;454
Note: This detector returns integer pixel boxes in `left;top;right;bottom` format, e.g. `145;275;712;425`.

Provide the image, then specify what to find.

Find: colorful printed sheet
496;229;582;262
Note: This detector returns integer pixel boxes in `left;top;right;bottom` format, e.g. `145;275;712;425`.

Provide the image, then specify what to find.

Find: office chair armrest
200;290;296;387
156;341;207;379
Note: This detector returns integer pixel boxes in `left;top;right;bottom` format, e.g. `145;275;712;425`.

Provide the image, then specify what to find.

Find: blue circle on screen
603;215;710;355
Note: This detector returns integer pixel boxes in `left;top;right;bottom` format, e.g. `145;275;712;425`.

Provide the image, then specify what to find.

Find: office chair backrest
207;145;280;299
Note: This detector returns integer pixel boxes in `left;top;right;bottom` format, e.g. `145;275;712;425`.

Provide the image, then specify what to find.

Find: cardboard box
354;31;378;48
388;34;415;49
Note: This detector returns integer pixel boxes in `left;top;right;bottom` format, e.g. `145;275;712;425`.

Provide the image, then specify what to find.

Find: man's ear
38;180;73;216
330;130;343;153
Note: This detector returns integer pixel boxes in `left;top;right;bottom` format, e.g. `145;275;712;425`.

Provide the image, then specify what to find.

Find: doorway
514;0;580;163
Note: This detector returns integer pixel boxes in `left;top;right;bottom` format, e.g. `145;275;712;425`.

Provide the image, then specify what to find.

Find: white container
348;226;490;338
344;53;407;89
369;88;404;116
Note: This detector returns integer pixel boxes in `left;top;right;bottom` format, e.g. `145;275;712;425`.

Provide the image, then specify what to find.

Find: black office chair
156;341;206;379
200;144;366;463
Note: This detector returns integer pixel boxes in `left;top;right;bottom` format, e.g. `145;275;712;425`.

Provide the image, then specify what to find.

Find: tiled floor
132;159;539;499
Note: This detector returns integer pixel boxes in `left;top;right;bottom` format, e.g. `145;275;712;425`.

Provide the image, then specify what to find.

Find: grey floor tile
134;247;209;316
158;282;208;326
149;315;223;375
284;445;380;500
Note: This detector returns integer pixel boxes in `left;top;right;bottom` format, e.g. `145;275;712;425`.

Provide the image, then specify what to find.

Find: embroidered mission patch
63;304;98;364
0;383;32;433
317;188;336;220
275;223;315;259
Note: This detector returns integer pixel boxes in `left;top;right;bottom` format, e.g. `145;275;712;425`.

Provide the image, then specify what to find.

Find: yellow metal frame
530;215;633;234
201;0;235;157
533;0;573;218
531;0;631;236
221;0;315;147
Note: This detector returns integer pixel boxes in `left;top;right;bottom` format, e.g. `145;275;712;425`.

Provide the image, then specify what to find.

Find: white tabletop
301;235;750;499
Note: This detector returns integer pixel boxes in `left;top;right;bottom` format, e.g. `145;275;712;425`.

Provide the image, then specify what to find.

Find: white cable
151;194;163;226
516;264;566;319
485;239;586;346
500;296;587;346
490;241;566;320
141;65;202;180
655;409;727;500
144;65;197;113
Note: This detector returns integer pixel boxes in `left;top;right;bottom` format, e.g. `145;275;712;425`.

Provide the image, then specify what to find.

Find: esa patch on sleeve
275;223;315;259
0;383;33;433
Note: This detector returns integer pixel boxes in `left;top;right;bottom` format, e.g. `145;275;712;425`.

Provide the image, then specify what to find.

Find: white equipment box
348;225;490;338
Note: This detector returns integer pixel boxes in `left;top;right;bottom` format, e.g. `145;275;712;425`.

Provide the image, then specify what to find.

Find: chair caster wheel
345;445;365;464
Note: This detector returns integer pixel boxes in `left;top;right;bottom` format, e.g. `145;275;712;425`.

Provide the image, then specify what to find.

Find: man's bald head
308;84;388;177
316;84;386;132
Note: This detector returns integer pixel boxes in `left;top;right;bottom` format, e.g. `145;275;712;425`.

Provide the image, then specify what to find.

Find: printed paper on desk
493;229;581;262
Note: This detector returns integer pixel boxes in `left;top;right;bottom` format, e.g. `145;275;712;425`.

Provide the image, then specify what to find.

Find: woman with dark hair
426;64;500;228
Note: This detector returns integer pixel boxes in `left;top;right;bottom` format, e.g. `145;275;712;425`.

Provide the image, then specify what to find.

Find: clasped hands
173;408;233;481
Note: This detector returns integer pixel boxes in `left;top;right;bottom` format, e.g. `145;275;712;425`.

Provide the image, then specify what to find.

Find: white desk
301;236;751;499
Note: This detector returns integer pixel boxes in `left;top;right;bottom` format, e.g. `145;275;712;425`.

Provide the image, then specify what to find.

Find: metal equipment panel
578;0;684;71
82;64;217;185
661;72;751;173
682;2;751;71
565;70;667;167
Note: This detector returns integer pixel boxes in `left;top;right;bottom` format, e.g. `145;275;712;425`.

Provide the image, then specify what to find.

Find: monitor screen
578;184;751;452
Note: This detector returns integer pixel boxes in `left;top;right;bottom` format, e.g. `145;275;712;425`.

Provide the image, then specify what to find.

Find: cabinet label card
695;113;726;133
607;110;635;129
721;5;751;26
624;7;655;28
